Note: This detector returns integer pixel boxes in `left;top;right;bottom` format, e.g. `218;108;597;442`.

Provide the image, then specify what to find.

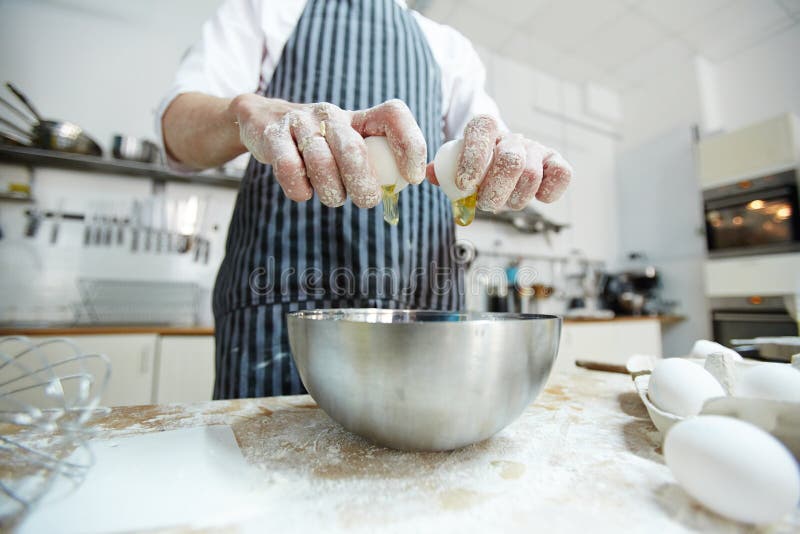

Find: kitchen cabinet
554;318;663;373
15;332;216;406
23;334;157;408
154;335;215;404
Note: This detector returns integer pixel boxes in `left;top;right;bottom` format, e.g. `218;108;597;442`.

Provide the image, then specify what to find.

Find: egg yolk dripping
365;136;408;226
451;192;477;227
366;137;478;227
434;139;477;227
380;184;400;226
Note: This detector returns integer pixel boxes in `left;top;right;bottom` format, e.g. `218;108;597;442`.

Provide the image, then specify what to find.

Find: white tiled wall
713;25;800;134
615;125;710;356
463;47;621;268
0;165;236;325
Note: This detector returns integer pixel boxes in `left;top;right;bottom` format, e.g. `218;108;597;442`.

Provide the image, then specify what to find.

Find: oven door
711;295;799;358
712;311;798;347
704;170;800;258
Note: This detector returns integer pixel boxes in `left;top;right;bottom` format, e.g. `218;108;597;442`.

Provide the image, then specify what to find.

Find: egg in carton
628;343;800;526
626;342;800;459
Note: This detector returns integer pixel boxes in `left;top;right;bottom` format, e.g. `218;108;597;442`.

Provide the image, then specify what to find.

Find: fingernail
476;197;496;212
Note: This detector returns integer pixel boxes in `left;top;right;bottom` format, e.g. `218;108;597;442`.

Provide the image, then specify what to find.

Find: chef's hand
231;95;427;208
427;115;573;211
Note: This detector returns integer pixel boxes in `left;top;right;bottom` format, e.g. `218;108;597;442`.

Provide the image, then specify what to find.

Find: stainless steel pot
2;83;102;157
112;135;161;163
33;120;102;156
288;309;562;451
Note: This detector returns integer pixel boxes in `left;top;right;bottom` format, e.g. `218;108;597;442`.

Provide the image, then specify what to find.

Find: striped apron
212;0;463;399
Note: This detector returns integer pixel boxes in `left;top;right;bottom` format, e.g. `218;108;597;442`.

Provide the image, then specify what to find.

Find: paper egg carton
626;353;800;459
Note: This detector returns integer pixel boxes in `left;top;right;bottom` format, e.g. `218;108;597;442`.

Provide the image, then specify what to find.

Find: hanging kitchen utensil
104;215;113;246
5;82;103;157
165;199;176;253
154;195;164;253
115;217;124;245
24;209;42;238
83;211;92;247
93;213;102;246
130;200;141;252
193;237;202;262
50;199;64;245
143;198;153;252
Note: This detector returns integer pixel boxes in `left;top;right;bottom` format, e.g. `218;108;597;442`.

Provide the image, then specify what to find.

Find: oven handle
712;312;794;323
704;186;796;211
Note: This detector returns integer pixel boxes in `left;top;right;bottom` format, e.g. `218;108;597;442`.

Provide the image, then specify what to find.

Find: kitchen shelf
563;314;685;325
0;315;686;336
0;191;32;202
0;145;242;189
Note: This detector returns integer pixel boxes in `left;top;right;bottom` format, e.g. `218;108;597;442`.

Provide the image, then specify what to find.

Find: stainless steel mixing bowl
287;309;561;451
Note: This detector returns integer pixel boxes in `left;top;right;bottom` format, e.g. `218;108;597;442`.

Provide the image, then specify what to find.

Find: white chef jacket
155;0;505;169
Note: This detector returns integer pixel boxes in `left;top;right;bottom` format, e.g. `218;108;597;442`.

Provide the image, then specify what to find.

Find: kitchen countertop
0;325;216;336
0;315;683;337
16;367;792;533
563;314;685;325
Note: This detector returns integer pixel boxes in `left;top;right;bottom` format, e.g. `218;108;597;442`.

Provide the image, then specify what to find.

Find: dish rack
76;279;200;325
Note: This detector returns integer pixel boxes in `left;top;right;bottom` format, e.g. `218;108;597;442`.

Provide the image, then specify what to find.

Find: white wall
0;0;224;150
713;25;800;132
615;126;708;356
461;48;621;270
616;23;800;355
619;61;701;152
0;0;234;325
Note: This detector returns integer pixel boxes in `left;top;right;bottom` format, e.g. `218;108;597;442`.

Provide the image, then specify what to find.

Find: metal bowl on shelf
287;309;561;451
111;135;161;164
2;82;103;156
34;120;103;157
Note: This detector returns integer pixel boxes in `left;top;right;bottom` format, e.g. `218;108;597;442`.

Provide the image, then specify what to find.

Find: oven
703;169;800;258
711;296;798;357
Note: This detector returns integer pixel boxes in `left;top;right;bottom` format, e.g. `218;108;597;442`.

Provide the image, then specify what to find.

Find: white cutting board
20;425;262;533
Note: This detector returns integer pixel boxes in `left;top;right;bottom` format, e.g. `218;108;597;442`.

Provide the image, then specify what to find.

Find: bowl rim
287;308;561;324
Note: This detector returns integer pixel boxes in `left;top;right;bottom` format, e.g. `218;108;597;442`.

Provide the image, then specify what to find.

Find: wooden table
9;369;799;532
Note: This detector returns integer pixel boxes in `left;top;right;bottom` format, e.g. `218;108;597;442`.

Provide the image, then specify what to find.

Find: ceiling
415;0;800;91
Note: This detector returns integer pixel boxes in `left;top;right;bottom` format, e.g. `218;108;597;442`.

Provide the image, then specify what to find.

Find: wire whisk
0;336;111;522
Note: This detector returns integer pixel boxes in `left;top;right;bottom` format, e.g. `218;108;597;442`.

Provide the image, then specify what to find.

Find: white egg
433;139;474;201
365;136;407;192
737;363;800;402
648;358;725;417
664;415;800;524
